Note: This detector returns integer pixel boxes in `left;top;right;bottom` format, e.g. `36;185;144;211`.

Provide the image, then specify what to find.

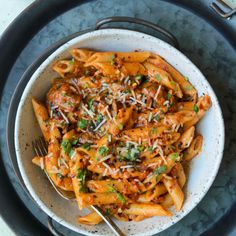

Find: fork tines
32;137;48;157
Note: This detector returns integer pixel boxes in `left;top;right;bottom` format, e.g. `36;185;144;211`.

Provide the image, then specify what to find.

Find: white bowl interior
14;29;224;236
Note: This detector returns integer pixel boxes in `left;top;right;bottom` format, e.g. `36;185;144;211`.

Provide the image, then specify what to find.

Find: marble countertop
0;2;34;235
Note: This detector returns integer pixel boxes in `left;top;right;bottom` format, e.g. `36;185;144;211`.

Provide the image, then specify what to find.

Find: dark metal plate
1;0;236;235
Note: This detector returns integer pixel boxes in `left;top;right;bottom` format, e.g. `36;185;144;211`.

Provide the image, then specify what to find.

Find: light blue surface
1;0;236;235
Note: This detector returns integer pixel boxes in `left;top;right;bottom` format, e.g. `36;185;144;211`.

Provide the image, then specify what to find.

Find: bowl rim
14;28;225;236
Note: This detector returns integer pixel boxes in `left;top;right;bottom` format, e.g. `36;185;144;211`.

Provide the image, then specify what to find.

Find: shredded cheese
130;97;146;106
99;154;112;163
58;108;69;124
82;104;95;118
154;85;162;100
120;165;134;169
93;118;107;131
102;162;112;173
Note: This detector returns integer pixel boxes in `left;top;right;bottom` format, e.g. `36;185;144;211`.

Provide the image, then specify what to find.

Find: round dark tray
1;0;236;235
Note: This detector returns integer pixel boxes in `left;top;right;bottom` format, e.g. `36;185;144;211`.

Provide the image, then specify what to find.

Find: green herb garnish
56;173;64;179
135;74;143;81
127;148;140;162
170;152;179;161
154;114;160;121
193;104;199;113
118;123;123;130
170;80;176;86
156;74;161;82
137;145;145;152
108;185;126;204
98;146;109;156
154;165;167;176
96;114;103;125
77;168;88;192
105;208;110;216
69;149;75;158
88;99;94;112
77;118;88;129
71;139;78;145
167;93;172;100
148;146;154;152
184;76;189;81
82;143;92;150
61;140;72;155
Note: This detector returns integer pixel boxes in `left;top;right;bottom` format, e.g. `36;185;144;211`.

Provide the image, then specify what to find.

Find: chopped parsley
82;143;92;150
127;148;140;162
77;118;88;129
118;123;123;131
108;185;126;204
98;146;109;156
56;173;64;179
105;208;110;216
69;149;75;158
148;146;155;152
170;80;176;86
117;144;141;162
167;93;172;100
96;114;103;124
193;104;199;113
156;74;161;82
77;168;88;192
71;139;78;145
61;140;72;155
137;145;145;152
154;114;160;121
170;152;179;161
184;76;189;81
88;99;94;112
135;74;143;81
154;165;167;176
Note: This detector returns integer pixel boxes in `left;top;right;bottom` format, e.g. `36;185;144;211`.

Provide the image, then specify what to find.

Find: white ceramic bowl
14;29;224;236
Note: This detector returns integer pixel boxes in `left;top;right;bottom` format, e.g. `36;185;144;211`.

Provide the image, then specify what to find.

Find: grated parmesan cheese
130;97;146;106
120;165;134;169
93;118;107;131
102;162;112;173
99;154;112;163
82;104;95;118
154;85;162;100
58;109;69;124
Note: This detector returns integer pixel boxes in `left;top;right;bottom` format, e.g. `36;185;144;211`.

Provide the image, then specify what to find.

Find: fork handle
91;205;125;236
47;217;64;236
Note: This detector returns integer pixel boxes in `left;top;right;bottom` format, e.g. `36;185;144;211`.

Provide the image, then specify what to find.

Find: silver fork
32;137;125;236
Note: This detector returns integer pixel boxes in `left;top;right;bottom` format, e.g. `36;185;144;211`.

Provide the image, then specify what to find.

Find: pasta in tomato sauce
32;49;211;224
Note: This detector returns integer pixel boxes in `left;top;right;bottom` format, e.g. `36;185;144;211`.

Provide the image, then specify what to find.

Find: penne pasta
147;54;197;101
123;203;172;217
32;49;212;224
184;135;203;161
32;98;50;141
163;177;184;211
78;211;103;225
